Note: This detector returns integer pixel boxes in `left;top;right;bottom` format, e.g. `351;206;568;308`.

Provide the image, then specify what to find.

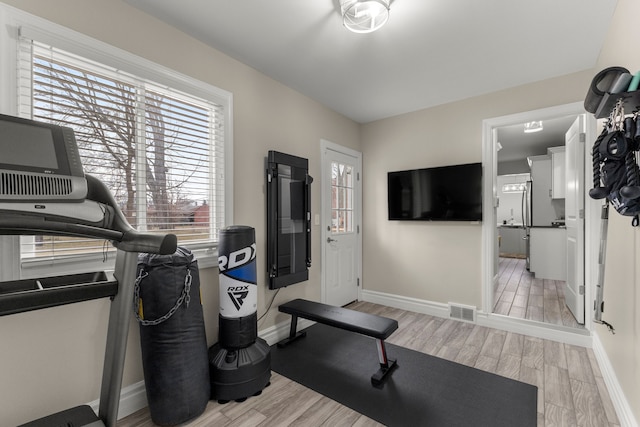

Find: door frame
481;102;599;332
320;139;363;304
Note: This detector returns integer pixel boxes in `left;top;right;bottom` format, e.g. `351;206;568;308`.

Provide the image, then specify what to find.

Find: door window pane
331;161;354;233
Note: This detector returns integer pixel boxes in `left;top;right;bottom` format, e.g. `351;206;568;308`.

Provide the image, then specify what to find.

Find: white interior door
564;115;585;324
321;140;361;307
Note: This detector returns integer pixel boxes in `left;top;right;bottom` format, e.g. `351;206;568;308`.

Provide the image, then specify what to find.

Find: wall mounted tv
388;162;482;221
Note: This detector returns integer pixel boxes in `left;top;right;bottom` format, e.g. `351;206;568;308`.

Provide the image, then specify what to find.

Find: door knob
327;237;337;243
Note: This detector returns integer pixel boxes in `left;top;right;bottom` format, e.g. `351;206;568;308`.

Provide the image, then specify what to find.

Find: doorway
320;139;362;307
482;102;598;334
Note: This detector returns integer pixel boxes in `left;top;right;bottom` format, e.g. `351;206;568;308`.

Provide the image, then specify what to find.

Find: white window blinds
17;38;226;261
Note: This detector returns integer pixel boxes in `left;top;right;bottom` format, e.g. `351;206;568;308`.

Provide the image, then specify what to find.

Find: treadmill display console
0;113;87;201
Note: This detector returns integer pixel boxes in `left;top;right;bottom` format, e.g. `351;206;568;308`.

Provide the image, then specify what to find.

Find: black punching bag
135;247;209;426
209;225;271;403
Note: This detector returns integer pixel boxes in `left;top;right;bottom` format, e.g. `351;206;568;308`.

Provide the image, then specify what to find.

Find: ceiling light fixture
340;0;390;34
523;121;543;133
502;183;526;193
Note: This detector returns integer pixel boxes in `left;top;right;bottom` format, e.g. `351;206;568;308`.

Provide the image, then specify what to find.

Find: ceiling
497;115;579;164
124;0;618;124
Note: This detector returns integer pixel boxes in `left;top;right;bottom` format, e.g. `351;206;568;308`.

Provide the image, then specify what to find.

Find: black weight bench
277;298;398;385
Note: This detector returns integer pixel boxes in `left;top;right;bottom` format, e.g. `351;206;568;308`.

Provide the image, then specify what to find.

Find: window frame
0;5;233;279
330;161;355;234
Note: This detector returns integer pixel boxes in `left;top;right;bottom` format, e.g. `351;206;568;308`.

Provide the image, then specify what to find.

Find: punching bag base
209;337;271;403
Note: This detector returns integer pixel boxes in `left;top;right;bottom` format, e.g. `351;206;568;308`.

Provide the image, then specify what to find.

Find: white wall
591;0;640;423
0;1;360;425
360;1;640;423
1;0;639;426
361;70;593;308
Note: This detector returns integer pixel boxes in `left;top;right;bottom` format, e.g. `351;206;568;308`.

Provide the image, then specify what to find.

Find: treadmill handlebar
117;231;177;255
85;175;177;255
0;175;177;255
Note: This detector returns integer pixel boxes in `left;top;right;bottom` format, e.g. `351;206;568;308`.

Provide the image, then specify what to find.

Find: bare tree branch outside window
23;50;214;256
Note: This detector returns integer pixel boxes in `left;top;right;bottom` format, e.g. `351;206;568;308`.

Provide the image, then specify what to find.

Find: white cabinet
529;227;566;280
548;146;566;199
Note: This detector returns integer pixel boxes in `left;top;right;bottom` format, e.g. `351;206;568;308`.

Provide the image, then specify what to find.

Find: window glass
331;162;354;233
17;40;227;260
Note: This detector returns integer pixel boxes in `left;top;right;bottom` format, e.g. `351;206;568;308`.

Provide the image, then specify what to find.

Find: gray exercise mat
271;323;537;427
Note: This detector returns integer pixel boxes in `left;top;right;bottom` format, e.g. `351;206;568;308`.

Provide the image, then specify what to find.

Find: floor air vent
448;303;476;323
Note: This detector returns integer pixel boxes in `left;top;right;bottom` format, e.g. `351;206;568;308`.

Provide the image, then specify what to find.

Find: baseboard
86;316;314;421
360;289;450;318
363;290;637;425
592;331;639;427
87;380;148;420
476;312;593;347
258;317;316;346
361;289;592;347
87;300;636;426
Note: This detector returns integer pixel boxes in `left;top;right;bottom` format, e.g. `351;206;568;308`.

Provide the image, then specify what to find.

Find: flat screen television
388;162;482;221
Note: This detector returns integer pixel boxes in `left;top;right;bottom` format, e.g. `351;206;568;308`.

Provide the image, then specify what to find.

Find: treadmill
0;113;177;427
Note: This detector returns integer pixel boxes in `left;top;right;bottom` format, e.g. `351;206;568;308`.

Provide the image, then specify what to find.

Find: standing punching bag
209;225;271;403
135;247;209;426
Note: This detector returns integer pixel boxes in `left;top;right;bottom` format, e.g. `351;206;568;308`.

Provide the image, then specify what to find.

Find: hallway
494;257;583;329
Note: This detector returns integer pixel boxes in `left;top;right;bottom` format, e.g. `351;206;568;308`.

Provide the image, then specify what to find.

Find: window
331;161;354;233
9;28;231;273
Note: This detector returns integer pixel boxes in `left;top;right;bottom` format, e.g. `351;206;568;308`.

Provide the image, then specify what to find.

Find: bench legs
371;338;397;386
276;314;398;386
276;315;307;348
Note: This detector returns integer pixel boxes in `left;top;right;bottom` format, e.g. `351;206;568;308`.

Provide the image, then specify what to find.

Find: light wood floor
494;257;584;330
118;301;618;427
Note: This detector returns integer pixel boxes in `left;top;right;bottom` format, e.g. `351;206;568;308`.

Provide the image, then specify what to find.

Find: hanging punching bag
135;247;210;426
209;225;271;403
